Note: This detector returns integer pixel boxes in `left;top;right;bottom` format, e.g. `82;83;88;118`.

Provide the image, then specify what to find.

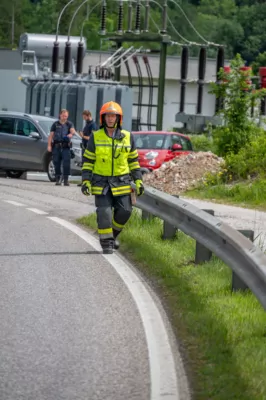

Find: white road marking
26;208;48;215
47;216;179;400
3;200;25;207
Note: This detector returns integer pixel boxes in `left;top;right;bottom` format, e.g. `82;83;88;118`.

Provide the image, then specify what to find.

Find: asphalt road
0;177;189;400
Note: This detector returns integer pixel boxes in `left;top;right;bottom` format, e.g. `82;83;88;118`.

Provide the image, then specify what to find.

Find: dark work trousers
52;146;71;179
95;189;132;240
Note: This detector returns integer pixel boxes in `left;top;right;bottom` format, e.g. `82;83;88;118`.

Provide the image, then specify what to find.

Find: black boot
55;176;61;186
113;229;120;250
64;176;70;186
100;238;114;254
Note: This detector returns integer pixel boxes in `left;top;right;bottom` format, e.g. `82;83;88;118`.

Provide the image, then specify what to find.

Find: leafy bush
189;134;217;153
212;124;259;158
225;130;266;179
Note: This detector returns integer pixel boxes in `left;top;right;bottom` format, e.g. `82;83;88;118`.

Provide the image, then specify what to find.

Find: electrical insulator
135;0;141;33
117;1;123;34
198;47;206;81
144;0;150;32
179;46;189;114
259;67;266;89
161;1;167;34
95;66;99;79
100;1;106;35
52;41;59;74
63;41;71;74
181;46;189;81
215;47;225;113
127;1;132;32
76;42;84;75
196;47;207;115
216;47;225;76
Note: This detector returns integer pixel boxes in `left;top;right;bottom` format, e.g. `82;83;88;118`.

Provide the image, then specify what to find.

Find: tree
20;0;58;36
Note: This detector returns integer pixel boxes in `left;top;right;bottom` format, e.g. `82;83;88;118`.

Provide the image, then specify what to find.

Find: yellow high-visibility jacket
82;127;142;196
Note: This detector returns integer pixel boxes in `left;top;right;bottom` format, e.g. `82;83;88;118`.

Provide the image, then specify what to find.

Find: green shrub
189;134;217;153
212;124;259;158
225;130;266;179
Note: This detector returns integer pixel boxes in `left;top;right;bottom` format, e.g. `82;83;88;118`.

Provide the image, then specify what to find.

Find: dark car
0;111;82;181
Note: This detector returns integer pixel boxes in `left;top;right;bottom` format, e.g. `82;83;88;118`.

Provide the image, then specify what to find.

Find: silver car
0;111;82;181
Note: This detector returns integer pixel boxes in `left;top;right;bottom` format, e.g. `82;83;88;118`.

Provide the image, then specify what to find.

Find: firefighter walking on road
81;101;144;254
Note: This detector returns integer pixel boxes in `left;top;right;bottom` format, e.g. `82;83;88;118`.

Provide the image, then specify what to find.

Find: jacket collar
104;127;125;140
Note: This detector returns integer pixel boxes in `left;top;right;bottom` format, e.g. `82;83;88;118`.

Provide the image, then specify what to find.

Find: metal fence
133;185;266;311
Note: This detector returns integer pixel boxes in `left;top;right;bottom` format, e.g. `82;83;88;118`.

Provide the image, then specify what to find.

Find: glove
135;179;144;196
63;135;70;142
81;181;91;196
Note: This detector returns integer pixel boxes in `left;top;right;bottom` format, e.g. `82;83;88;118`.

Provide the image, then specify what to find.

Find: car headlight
144;151;159;160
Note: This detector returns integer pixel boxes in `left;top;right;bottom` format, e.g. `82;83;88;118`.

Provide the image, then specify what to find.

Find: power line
168;0;223;47
145;0;203;46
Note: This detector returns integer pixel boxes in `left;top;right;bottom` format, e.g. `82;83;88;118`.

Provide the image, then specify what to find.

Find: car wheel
47;157;56;182
6;170;25;179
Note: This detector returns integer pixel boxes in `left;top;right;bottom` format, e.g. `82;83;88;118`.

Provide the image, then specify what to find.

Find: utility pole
156;40;168;130
11;4;14;48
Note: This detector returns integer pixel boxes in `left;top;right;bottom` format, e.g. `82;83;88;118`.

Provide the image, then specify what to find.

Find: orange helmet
99;101;123;126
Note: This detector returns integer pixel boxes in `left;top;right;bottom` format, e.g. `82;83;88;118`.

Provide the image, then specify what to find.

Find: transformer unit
19;33;133;131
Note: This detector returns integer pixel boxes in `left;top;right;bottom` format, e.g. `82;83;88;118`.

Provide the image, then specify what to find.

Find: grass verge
78;210;266;400
185;178;266;211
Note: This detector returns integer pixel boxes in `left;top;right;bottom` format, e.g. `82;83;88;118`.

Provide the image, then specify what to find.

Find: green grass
78;211;266;400
185;178;266;211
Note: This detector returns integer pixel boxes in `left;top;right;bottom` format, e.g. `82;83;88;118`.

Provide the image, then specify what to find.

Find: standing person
77;110;97;187
81;101;144;254
47;109;76;186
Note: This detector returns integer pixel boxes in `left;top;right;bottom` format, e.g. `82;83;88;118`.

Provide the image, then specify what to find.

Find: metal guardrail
133;185;266;310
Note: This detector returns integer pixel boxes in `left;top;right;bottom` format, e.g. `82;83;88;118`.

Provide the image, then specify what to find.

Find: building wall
0;70;27;112
0;50;27;113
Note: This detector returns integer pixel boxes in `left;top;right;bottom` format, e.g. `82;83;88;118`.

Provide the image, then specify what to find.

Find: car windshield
134;134;168;150
37;119;56;136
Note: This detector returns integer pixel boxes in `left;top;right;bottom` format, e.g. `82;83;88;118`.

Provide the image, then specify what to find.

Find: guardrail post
195;209;214;264
162;221;178;239
232;229;254;292
162;195;179;239
142;210;153;220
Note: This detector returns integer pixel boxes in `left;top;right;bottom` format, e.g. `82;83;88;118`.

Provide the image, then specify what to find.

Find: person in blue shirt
80;110;97;150
77;110;97;186
48;109;76;186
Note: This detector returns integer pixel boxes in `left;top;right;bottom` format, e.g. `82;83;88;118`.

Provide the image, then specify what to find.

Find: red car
132;131;193;173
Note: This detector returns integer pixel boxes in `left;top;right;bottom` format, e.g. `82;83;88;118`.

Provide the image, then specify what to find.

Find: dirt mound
143;151;224;195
